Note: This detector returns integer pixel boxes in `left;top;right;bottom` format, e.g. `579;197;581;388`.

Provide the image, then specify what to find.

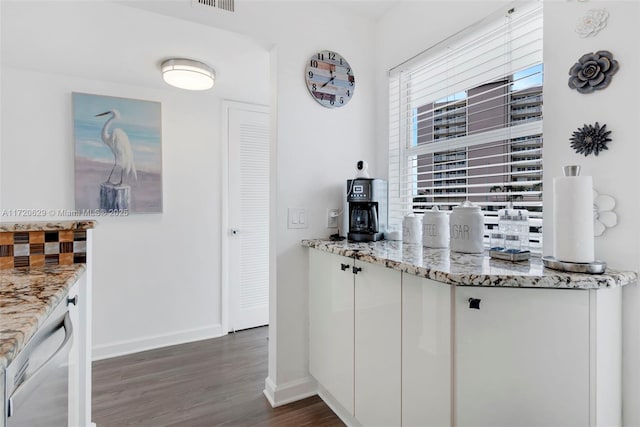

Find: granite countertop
0;220;96;232
303;239;637;289
0;264;86;369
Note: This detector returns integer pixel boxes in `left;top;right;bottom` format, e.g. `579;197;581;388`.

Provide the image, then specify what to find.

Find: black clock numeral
349;80;354;86
308;71;313;78
312;83;317;91
339;58;343;65
330;99;335;105
310;60;318;68
339;97;344;104
317;53;324;60
347;90;351;97
328;52;336;60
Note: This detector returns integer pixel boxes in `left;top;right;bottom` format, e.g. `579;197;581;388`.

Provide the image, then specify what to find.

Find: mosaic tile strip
0;229;88;270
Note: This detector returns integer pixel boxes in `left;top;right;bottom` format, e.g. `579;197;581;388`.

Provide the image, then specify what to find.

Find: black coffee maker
347;178;387;242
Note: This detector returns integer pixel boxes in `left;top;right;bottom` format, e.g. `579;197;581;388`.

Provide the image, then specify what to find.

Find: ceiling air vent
194;0;235;12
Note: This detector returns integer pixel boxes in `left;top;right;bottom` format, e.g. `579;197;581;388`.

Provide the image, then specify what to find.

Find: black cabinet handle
352;266;362;275
67;295;79;306
340;263;350;271
468;298;481;309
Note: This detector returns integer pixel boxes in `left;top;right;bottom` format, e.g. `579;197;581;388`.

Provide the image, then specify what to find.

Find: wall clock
305;50;355;108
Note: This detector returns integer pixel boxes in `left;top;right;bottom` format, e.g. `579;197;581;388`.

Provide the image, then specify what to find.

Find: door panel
228;103;270;331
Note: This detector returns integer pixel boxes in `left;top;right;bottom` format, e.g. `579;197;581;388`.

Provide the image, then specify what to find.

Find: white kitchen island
304;239;637;427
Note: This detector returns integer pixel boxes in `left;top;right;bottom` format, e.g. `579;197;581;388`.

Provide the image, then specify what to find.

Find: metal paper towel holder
544;165;607;274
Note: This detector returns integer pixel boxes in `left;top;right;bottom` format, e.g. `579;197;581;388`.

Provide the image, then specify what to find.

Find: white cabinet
354;261;401;427
402;274;451;427
455;286;621;427
308;248;622;427
309;249;355;415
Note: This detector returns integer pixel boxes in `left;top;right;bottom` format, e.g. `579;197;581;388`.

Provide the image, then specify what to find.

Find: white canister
402;214;423;244
422;206;449;248
449;201;485;254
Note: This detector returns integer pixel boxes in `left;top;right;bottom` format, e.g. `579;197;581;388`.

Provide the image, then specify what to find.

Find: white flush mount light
161;58;215;91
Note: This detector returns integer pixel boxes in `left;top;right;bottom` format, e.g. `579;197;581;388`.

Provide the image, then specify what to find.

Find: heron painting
73;93;163;214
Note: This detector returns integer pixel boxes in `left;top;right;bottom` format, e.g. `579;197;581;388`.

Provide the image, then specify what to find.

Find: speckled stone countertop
303;239;637;289
0;220;96;232
0;264;86;369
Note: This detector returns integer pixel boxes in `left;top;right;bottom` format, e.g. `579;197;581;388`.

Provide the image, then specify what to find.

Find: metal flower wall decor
569;122;612;156
575;9;609;38
568;50;619;93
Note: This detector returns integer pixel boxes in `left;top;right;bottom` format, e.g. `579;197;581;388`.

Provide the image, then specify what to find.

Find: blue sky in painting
73;92;162;173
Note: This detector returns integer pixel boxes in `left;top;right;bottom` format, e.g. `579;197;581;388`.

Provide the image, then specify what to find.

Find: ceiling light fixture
161;58;215;91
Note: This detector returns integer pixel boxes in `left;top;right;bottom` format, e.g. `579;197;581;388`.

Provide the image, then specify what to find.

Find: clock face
305;50;355;108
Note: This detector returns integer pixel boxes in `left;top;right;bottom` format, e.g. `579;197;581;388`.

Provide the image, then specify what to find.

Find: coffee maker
347;178;387;242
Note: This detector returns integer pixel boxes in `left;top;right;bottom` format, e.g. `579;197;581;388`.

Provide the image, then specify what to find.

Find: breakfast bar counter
0;264;86;369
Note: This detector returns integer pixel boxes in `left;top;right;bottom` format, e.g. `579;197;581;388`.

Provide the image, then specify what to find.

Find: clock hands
321;76;335;88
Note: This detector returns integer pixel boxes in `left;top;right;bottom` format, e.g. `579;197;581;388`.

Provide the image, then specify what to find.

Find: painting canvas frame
73;92;163;214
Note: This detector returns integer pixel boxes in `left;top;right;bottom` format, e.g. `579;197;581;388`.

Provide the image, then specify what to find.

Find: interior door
226;102;270;332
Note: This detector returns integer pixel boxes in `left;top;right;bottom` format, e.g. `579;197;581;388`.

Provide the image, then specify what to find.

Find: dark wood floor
92;326;344;427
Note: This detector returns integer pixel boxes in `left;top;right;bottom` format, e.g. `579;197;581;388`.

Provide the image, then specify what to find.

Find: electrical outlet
327;208;340;228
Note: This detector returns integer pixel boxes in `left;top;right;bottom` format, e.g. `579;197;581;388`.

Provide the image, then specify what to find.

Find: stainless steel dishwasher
4;293;75;427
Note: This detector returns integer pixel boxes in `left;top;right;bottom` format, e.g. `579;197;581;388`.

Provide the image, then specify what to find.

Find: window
388;2;543;252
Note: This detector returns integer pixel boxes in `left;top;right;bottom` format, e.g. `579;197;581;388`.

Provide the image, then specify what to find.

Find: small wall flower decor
570;122;612;156
568;50;619;93
593;190;617;236
575;9;609;38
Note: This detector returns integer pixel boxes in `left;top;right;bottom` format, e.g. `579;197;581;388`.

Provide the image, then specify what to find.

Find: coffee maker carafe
347;178;387;242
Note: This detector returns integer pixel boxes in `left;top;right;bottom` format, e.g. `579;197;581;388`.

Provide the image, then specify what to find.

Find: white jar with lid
402;213;423;244
422;206;449;248
449;201;485;254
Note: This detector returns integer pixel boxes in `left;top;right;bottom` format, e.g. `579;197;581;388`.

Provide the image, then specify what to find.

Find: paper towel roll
553;174;594;263
403;214;423;244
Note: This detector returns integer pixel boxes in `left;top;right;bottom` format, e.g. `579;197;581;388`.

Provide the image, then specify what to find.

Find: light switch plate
288;208;308;229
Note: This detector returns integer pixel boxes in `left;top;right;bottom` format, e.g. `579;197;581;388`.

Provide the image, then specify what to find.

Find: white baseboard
263;376;318;407
92;324;225;360
317;386;361;427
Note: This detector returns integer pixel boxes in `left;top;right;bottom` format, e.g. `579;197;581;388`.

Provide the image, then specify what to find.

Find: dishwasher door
5;298;73;427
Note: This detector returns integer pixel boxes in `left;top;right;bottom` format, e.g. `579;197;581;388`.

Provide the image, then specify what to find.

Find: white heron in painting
95;109;137;186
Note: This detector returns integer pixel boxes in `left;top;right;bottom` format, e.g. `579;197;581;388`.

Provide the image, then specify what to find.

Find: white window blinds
388;2;543;252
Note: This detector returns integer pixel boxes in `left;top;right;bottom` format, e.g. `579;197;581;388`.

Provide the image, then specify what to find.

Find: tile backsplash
0;230;87;269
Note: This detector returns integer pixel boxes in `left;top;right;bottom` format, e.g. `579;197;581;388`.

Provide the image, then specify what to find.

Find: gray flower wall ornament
575;9;609;38
569;122;612;156
568;50;619;93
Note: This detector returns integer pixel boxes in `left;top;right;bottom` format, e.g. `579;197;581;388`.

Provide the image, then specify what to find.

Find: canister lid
423;205;448;217
453;200;480;211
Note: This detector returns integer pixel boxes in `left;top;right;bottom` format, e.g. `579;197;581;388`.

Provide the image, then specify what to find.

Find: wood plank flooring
92;326;344;427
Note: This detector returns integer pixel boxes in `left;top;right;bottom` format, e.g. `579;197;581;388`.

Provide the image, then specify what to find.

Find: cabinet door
402;274;451;427
309;250;354;414
455;286;590;427
354;261;401;427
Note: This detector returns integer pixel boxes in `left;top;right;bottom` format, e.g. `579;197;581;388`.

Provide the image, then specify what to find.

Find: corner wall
542;2;640;424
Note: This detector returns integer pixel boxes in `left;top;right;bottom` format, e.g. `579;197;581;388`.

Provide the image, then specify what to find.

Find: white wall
542;2;640;424
377;1;640;424
124;0;378;403
0;2;270;358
